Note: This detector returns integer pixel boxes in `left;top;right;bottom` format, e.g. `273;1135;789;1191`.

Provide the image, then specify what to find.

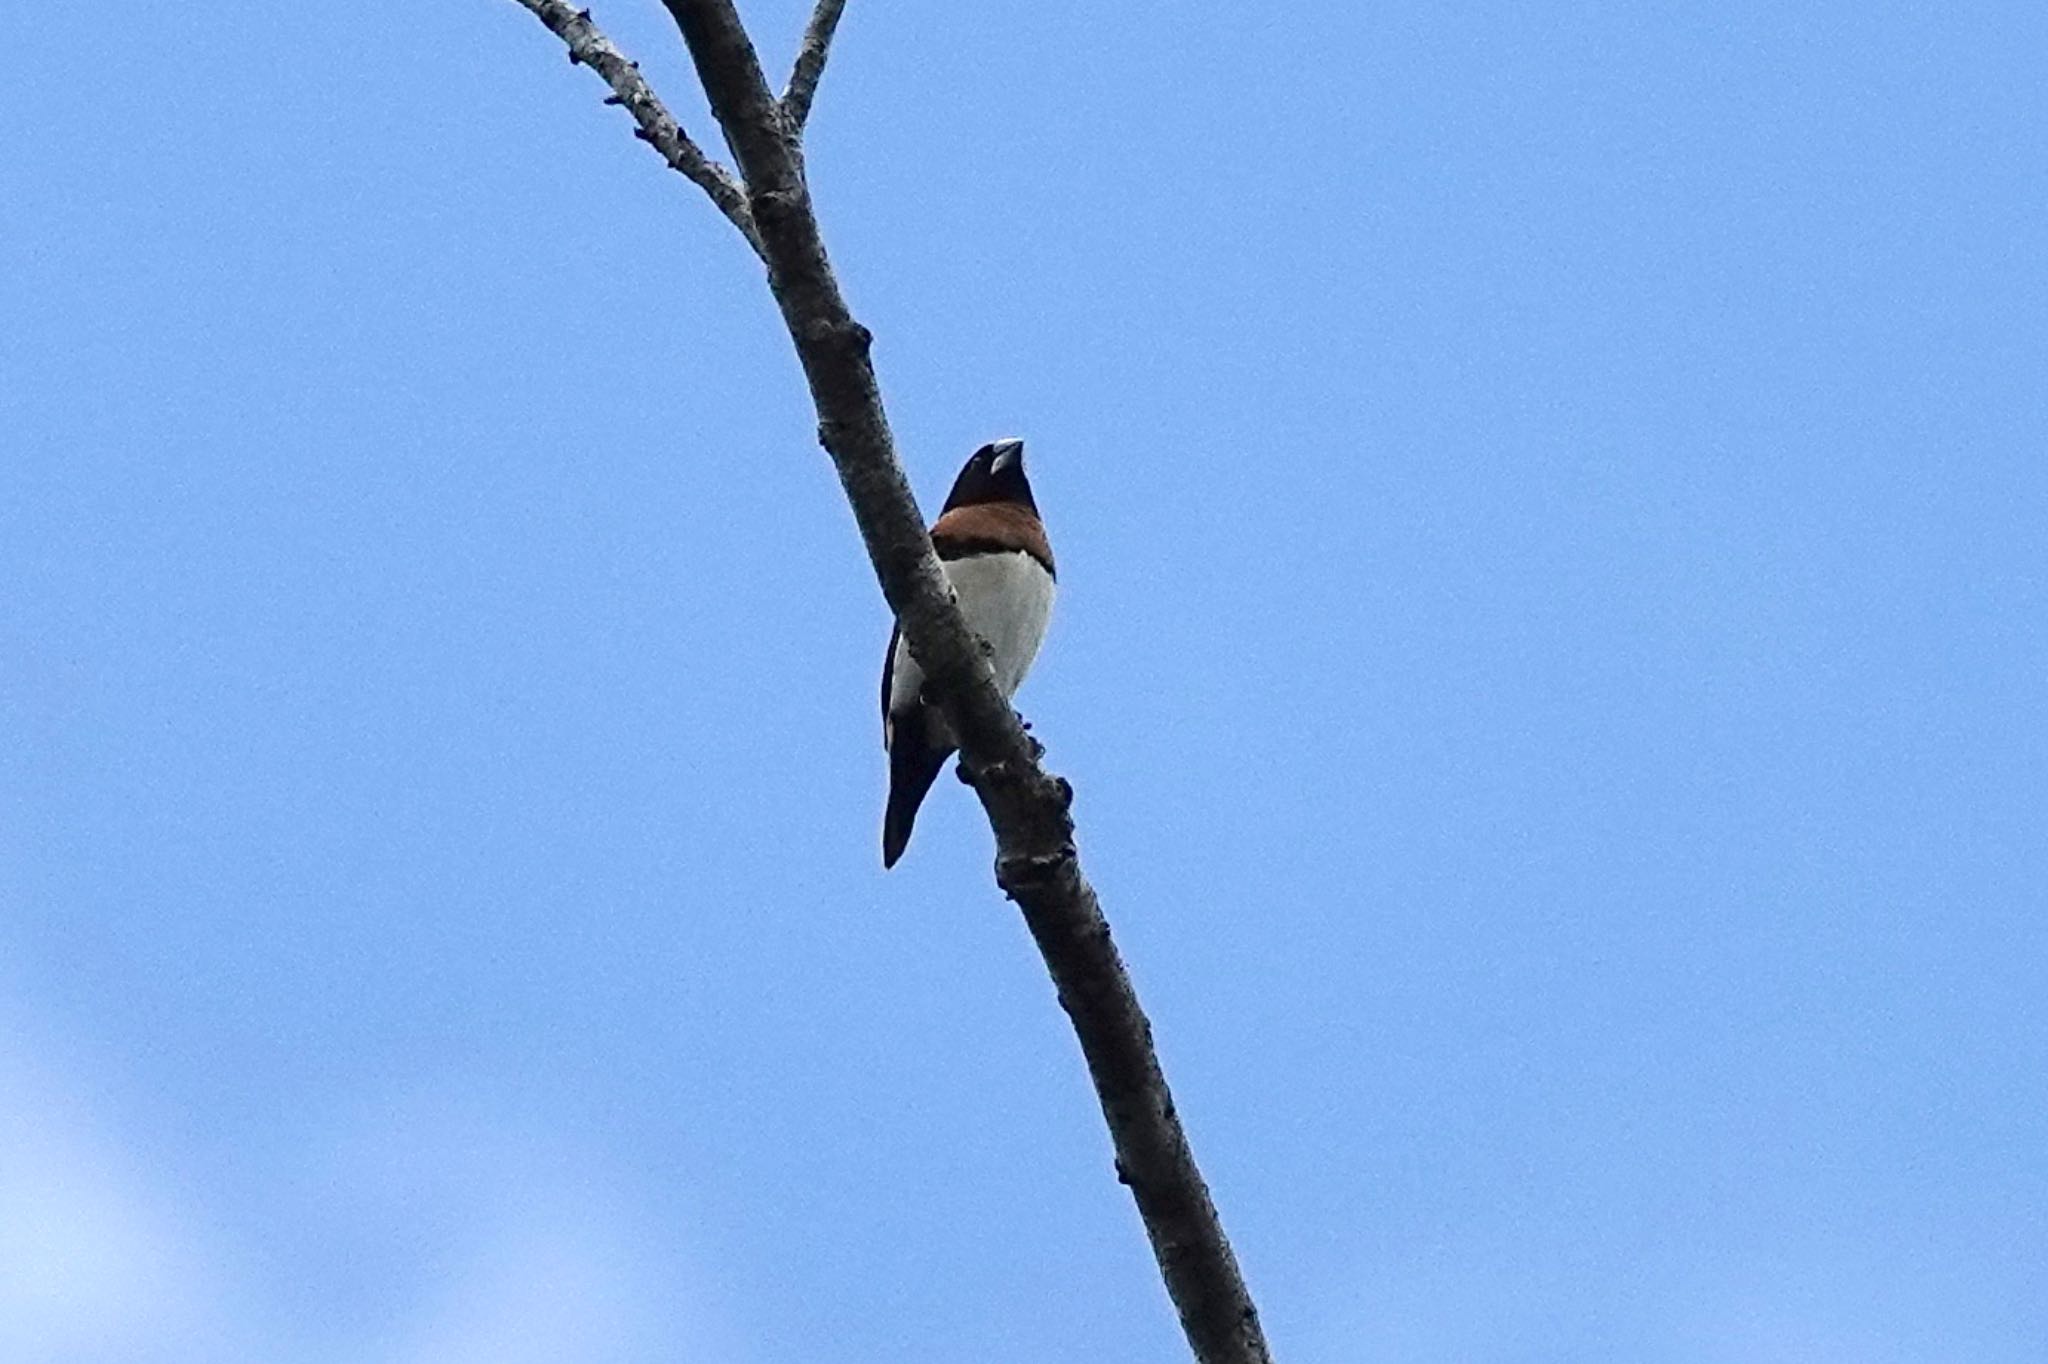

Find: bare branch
782;0;847;132
657;3;1272;1360
509;0;764;257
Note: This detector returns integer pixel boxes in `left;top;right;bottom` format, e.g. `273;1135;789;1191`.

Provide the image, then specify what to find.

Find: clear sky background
4;2;2043;1361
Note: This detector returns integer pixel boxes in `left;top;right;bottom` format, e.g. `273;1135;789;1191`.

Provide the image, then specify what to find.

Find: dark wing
880;617;950;867
881;621;900;731
883;711;950;868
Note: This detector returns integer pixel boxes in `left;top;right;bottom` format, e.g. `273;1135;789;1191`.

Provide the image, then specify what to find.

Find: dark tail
882;727;952;868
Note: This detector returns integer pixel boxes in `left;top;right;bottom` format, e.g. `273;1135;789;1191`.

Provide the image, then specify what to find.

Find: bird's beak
989;438;1024;473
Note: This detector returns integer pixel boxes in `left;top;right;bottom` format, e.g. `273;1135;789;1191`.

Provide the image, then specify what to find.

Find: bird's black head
941;438;1036;513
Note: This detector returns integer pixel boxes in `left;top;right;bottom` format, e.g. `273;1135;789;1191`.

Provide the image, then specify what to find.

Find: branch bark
514;2;1271;1359
781;0;846;131
510;0;764;257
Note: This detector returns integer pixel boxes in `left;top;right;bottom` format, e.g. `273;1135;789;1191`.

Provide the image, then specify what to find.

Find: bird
881;437;1056;868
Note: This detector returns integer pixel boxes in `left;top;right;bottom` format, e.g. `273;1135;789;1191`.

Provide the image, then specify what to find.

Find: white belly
888;551;1056;721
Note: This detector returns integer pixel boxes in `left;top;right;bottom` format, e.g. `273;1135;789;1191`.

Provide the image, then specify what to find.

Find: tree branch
654;3;1272;1360
510;0;764;257
781;0;846;132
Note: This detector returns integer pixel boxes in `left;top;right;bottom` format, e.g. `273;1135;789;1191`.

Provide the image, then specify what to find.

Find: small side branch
510;0;764;257
782;0;846;131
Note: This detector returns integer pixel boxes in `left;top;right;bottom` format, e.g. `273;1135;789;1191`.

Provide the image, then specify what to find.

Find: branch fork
504;4;1272;1360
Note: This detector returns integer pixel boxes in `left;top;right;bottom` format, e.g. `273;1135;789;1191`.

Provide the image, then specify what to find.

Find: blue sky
4;2;2043;1360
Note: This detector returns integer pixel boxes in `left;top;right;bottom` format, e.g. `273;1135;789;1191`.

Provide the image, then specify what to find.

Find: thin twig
782;0;847;132
657;2;1272;1360
510;0;764;258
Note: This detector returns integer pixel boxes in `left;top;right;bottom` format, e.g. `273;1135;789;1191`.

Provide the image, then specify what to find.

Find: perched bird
881;437;1057;867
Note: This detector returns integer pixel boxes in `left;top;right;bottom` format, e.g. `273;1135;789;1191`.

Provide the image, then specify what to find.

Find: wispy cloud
0;1044;236;1364
322;1094;710;1364
0;1021;731;1364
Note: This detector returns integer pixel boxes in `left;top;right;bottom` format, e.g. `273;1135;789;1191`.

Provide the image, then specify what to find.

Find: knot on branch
995;846;1075;900
957;749;1029;796
1016;769;1072;811
955;751;1005;789
751;186;804;223
795;316;872;357
814;417;852;454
